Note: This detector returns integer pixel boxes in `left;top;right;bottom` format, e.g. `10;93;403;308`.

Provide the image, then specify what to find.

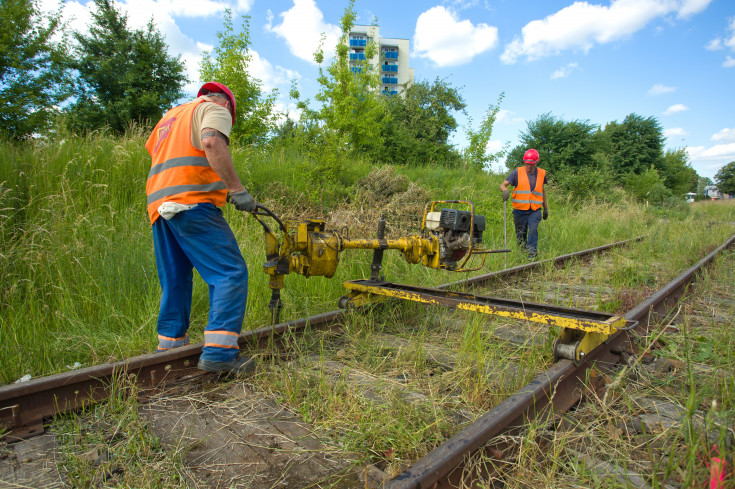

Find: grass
2;129;735;485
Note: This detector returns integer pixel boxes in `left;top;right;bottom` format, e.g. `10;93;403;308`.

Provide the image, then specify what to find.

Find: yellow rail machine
251;201;629;364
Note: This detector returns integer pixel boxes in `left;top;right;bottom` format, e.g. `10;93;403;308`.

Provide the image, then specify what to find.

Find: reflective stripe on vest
157;333;190;350
204;330;240;350
145;100;227;224
511;167;545;211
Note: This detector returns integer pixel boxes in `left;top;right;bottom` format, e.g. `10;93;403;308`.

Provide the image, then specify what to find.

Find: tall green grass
1;130;734;384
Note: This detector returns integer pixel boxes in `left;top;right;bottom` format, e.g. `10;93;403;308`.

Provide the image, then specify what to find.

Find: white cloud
663;104;689;115
550;62;579;79
266;0;341;64
501;0;713;64
414;6;498;67
687;143;735;161
648;84;676;95
676;0;712;19
450;0;482;9
712;128;735;143
485;140;504;152
272;100;302;125
706;38;722;50
686;143;735;177
237;0;254;11
495;109;524;125
708;17;735;50
707;17;735;67
727;17;735;49
664;127;687;138
247;51;300;93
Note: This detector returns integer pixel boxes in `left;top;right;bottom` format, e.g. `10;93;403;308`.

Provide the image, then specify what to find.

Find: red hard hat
198;82;236;124
523;149;539;164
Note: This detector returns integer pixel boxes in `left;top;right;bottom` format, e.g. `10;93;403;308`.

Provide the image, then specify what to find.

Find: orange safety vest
511;167;546;211
145;100;227;224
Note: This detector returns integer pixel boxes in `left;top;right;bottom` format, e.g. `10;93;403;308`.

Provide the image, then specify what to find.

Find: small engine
425;208;485;268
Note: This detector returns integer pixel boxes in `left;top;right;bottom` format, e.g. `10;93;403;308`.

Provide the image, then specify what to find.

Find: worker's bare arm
201;128;244;193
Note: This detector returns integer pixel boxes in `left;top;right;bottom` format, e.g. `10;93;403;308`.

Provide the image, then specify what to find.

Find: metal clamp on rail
552;316;631;365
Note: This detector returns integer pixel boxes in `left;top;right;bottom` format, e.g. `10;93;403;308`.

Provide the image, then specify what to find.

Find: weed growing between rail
243;299;557;477
53;373;186;488
467;249;735;488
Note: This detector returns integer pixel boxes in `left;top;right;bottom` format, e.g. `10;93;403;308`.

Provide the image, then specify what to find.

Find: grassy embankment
1;130;733;387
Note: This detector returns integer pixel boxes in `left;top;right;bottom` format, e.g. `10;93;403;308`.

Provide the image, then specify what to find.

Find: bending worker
145;82;257;374
499;148;549;259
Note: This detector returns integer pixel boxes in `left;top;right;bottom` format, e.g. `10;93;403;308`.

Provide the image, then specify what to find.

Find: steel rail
0;310;343;440
0;236;642;441
440;236;645;290
387;232;735;489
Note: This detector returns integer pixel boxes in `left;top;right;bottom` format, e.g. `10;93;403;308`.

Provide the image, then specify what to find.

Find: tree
603;114;664;176
0;0;72;139
312;0;386;154
506;113;598;175
465;92;505;172
199;10;276;146
658;148;698;195
375;78;466;166
625;166;671;204
714;161;735;195
67;0;187;134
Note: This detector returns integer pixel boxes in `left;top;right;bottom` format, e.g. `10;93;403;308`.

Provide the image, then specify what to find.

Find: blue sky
47;0;735;179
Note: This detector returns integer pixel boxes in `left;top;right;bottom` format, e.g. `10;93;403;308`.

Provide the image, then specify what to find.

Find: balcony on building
349;39;367;47
349;52;366;60
381;76;398;85
382;51;398;60
382;64;398;73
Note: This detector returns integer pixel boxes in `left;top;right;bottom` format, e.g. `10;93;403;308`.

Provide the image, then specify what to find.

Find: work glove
542;208;549;220
228;189;257;212
502;189;510;202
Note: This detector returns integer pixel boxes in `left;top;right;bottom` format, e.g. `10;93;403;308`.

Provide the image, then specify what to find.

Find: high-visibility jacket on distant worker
145;100;227;224
511;167;546;211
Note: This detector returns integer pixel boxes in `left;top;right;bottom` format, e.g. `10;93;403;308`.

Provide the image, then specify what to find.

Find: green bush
554;163;615;201
624;167;672;204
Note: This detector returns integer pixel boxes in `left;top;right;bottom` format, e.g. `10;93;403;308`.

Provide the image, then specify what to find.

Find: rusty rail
387;232;735;489
0;236;642;440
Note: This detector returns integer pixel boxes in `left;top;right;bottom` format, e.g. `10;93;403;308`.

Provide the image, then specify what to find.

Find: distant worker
499;148;549;259
145;82;257;374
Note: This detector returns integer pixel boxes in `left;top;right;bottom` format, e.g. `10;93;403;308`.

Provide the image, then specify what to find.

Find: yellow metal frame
341;280;627;365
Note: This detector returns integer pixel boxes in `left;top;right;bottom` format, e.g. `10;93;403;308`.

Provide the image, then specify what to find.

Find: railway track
1;233;733;488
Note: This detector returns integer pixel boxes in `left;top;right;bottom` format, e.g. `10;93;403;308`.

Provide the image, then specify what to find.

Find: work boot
197;356;256;375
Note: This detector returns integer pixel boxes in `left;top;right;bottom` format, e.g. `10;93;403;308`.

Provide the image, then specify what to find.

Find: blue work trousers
152;203;248;362
512;208;542;258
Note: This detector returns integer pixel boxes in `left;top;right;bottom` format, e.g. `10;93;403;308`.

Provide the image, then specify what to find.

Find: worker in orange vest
145;82;257;375
499;148;548;259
